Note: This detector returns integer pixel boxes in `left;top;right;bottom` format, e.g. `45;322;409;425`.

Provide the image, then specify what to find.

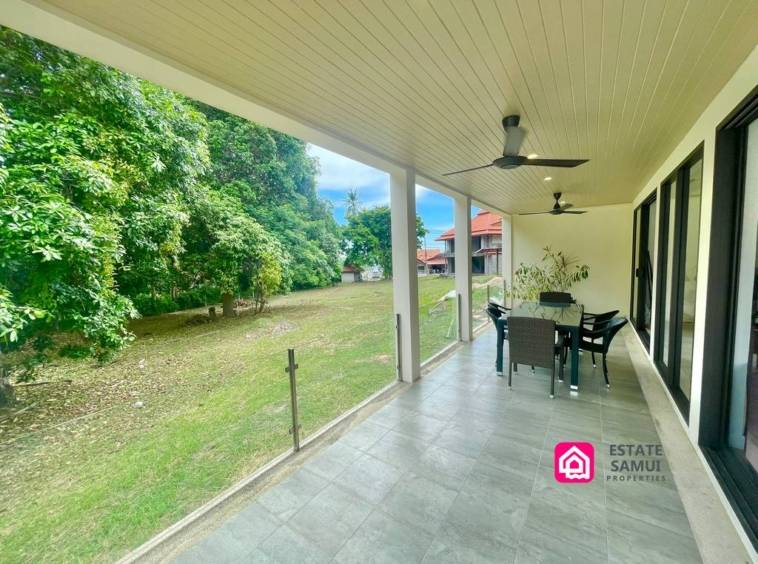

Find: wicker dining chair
507;316;564;398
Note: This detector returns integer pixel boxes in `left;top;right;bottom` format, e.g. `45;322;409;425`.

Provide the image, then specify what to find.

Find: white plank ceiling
34;0;758;212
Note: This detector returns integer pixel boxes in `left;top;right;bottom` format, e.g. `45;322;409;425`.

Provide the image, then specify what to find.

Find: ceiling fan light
527;153;538;159
544;176;552;181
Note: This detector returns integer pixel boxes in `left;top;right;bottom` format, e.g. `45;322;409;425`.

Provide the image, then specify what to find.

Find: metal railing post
456;293;462;341
487;284;491;303
285;348;301;451
394;313;402;381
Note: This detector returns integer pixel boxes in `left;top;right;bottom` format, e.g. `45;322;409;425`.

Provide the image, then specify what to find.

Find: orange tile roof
417;249;446;266
436;210;502;241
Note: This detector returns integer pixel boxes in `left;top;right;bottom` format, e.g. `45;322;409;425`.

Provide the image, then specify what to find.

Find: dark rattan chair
507;316;564;398
486;301;510;330
488;302;511;372
576;317;628;387
539;291;574;304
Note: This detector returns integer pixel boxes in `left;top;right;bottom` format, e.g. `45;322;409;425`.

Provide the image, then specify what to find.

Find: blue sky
308;144;477;250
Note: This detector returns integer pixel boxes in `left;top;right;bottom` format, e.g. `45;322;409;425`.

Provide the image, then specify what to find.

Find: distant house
416;248;447;276
341;264;362;283
436;210;502;274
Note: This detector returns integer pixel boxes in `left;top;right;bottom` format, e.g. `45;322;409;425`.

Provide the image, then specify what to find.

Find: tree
0;28;206;394
342;206;427;277
182;187;284;316
0;26;341;395
196;105;341;290
344;188;360;218
0;102;138;398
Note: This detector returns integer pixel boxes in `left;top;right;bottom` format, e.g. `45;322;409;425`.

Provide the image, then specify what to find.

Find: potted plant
508;246;589;302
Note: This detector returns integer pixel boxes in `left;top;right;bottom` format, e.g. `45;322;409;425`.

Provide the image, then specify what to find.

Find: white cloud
415;184;432;201
307;144;388;192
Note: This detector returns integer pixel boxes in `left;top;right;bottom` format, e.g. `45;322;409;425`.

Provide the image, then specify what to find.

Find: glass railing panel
1;308;293;562
419;275;458;363
295;279;396;441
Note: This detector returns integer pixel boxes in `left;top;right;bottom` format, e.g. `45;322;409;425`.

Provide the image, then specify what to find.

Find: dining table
495;301;584;391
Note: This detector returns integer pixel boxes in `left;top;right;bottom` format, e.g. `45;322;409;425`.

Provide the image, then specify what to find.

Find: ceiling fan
443;115;589;176
520;192;587;216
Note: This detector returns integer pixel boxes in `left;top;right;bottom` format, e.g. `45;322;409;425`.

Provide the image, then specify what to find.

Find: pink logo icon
554;442;594;483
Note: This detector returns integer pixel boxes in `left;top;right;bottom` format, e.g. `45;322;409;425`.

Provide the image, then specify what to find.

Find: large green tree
0;27;339;400
198;105;341;290
182;187;283;315
342;206;427;277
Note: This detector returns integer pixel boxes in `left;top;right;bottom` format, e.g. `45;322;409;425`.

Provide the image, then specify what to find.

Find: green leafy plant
0;26;343;390
508;246;590;301
341;205;427;277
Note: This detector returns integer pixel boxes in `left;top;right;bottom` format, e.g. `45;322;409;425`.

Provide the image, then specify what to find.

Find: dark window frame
699;86;758;551
630;189;657;349
653;144;704;421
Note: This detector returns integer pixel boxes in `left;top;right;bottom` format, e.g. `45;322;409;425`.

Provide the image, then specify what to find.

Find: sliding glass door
699;90;758;551
655;149;703;417
631;193;657;348
656;178;677;378
731;118;758;474
679;159;703;400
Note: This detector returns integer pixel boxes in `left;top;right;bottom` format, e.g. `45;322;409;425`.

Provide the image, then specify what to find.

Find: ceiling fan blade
519;211;552;216
561;210;587;214
503;126;526;156
442;163;494;176
559;203;574;211
521;158;589;168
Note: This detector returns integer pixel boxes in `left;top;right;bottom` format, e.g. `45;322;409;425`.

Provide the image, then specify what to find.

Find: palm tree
344;188;360;218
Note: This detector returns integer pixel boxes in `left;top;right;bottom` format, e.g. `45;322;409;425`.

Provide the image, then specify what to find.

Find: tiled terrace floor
175;328;701;563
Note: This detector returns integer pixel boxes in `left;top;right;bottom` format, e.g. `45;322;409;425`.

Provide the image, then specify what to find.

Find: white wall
512;204;632;316
629;45;758;445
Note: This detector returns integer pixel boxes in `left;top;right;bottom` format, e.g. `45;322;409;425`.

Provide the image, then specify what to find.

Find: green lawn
0;276;492;562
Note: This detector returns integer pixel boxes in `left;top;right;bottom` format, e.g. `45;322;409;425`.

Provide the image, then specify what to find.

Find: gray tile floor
174;328;701;563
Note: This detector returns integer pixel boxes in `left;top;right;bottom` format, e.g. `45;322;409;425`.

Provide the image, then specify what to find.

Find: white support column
390;168;421;382
501;214;513;307
454;196;473;342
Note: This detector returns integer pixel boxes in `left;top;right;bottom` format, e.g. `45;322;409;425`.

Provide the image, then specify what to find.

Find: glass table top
509;301;583;328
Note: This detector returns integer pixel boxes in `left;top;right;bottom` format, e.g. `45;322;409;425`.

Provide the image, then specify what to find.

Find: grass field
0;275;494;562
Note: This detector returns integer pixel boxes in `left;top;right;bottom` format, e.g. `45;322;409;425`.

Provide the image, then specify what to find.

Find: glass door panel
654;150;703;416
631;208;641;325
644;199;657;335
745;231;758;471
660;180;677;372
732;118;758;472
678;158;703;400
631;195;657;348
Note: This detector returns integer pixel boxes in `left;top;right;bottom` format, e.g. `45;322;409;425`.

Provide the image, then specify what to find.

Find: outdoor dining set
486;292;628;398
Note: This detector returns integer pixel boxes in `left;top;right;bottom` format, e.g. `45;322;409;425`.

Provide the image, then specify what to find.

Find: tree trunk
222;293;235;317
0;367;15;408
